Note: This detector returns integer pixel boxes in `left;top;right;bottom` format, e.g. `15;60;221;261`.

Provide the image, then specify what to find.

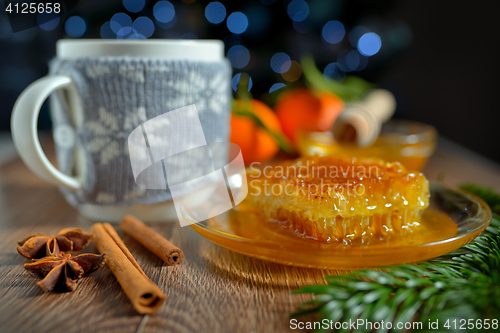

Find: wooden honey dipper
332;89;396;147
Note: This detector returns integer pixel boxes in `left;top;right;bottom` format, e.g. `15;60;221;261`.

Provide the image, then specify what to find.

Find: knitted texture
49;57;232;206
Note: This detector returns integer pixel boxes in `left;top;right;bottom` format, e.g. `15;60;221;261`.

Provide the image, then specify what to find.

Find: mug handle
11;75;82;190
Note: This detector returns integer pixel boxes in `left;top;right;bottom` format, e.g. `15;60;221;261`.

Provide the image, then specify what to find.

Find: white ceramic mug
11;39;231;222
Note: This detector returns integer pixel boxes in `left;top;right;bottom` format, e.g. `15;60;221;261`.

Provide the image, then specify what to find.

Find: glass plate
184;183;491;269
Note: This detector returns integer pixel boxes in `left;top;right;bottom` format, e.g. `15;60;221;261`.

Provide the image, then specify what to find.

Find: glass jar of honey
297;119;437;171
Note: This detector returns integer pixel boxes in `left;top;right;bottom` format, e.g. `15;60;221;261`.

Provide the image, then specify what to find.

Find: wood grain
0;138;499;333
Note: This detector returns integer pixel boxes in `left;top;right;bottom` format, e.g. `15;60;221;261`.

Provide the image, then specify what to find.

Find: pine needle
291;184;500;332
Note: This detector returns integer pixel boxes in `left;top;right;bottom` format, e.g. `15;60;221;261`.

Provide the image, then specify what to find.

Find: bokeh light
100;22;116;38
117;27;134;39
323;63;346;82
227;12;248;34
355;53;368;71
232;73;253;92
155;15;177;30
65;16;86;38
322;20;345;44
38;13;60;31
282;60;302;82
293;20;311;34
287;0;309;22
357;32;382;56
154;1;176;24
349;26;369;47
127;31;146;39
133;17;155;38
269;83;286;93
205;2;226;24
227;45;250;69
336;52;350;72
346;50;360;71
110;13;132;34
337;50;366;72
270;52;291;74
123;0;145;13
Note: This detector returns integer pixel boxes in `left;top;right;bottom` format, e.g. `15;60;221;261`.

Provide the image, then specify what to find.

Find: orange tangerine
230;99;283;165
274;89;344;143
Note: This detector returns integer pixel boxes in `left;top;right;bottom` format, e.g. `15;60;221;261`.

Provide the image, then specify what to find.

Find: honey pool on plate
188;185;491;269
216;205;457;248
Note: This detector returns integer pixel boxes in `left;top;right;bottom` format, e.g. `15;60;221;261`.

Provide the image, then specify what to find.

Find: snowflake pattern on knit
168;71;229;115
86;106;147;166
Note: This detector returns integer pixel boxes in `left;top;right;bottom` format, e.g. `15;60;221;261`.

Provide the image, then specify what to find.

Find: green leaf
300;55;374;102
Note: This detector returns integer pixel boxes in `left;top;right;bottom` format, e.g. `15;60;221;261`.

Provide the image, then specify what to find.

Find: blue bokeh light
336;51;367;72
117;27;134;39
205;2;226;24
38;13;60;31
346;50;360;71
293;19;311;34
227;45;251;69
336;52;350;72
337;50;365;72
270;52;291;74
269;83;286;93
232;73;253;92
355;53;368;71
100;22;116;39
287;0;309;22
128;31;146;39
323;63;346;82
133;17;155;38
123;0;145;13
357;32;382;56
227;12;248;34
322;20;345;44
154;1;176;24
65;16;86;38
349;26;369;47
155;15;176;30
110;13;132;34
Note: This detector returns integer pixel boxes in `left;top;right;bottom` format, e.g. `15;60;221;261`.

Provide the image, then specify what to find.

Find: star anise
17;228;93;259
24;252;106;292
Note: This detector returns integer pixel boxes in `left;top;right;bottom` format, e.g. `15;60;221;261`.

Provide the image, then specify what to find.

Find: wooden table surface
0;137;499;333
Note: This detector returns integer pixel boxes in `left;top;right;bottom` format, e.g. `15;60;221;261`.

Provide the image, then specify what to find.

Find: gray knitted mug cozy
48;57;232;207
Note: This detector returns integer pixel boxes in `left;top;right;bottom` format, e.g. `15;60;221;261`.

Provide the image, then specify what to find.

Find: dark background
0;0;499;162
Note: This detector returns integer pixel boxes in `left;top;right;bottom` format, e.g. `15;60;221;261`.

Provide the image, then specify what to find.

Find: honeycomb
245;156;430;243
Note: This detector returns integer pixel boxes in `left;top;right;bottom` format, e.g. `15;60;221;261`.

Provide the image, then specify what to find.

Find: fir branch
291;185;500;332
460;184;500;214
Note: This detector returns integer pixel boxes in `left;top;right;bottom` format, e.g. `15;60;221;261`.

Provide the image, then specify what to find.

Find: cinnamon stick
91;223;165;314
120;215;184;266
